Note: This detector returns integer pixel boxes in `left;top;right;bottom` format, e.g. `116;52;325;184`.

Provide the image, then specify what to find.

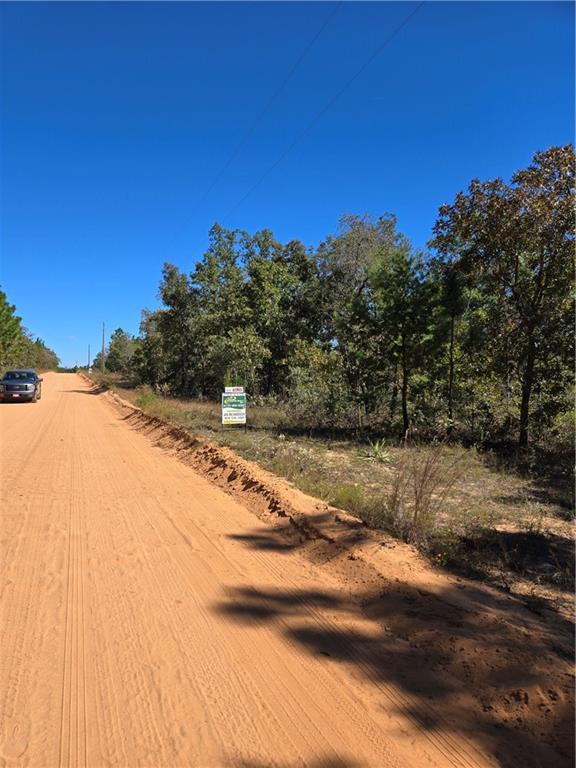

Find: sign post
222;386;246;429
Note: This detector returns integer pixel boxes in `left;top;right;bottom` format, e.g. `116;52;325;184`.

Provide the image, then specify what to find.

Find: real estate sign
221;392;247;426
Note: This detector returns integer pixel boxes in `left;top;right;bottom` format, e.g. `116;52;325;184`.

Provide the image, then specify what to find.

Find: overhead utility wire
191;1;343;213
225;1;425;219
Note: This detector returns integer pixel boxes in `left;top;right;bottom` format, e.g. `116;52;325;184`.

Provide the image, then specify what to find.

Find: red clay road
1;373;503;767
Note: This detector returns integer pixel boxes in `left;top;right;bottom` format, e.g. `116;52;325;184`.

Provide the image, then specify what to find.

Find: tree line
101;145;574;449
0;289;60;372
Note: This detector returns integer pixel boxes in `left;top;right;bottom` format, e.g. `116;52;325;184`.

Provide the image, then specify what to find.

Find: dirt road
0;374;566;767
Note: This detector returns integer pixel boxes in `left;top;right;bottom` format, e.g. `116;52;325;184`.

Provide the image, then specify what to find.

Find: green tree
287;340;351;430
0;289;59;371
0;289;24;367
156;263;200;395
431;145;575;446
189;225;253;395
31;337;59;370
440;266;466;432
370;233;434;437
132;310;165;388
316;215;392;428
244;232;320;394
105;328;138;373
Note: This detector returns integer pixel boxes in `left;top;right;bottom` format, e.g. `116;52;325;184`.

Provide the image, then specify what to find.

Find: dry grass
377;443;466;546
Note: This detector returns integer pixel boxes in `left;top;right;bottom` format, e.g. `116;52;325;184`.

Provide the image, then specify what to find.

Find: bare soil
1;373;573;767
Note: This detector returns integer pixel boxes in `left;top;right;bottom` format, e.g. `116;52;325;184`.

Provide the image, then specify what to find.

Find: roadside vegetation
93;146;572;451
86;146;574;613
0;288;59;371
90;373;574;618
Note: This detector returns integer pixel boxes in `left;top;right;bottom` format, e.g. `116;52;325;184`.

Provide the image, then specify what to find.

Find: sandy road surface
1;373;512;767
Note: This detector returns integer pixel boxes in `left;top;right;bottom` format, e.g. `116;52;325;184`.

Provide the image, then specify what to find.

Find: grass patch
330;483;365;512
135;390;158;410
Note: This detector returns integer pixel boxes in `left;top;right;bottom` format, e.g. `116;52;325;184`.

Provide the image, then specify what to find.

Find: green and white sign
222;392;247;425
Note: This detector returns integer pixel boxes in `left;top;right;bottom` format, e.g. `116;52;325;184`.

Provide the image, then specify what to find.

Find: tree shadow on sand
451;528;574;591
66;386;108;395
213;538;574;768
235;759;363;768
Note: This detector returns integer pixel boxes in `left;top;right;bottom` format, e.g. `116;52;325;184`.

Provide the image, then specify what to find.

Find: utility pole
87;343;91;371
101;322;105;374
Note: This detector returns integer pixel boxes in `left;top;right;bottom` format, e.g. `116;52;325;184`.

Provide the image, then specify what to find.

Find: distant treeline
98;145;574;448
0;289;60;372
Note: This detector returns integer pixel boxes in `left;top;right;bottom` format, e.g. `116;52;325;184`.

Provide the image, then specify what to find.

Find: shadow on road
227;532;299;554
213;529;575;768
65;386;108;395
236;760;363;768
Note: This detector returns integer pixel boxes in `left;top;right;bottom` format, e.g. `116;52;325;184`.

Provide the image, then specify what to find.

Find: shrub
385;443;464;547
135;389;158;410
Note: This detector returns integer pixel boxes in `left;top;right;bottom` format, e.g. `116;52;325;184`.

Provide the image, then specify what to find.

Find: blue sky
1;1;573;366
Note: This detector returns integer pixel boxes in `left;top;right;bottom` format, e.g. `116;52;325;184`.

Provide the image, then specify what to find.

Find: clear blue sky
1;1;573;366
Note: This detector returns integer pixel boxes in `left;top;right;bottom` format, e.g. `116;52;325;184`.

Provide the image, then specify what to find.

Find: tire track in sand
58;412;88;768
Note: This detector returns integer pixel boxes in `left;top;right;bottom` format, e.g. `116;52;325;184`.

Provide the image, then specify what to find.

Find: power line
191;1;343;214
225;1;426;220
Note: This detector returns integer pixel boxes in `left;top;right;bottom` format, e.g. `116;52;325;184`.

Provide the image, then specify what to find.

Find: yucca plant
357;439;392;464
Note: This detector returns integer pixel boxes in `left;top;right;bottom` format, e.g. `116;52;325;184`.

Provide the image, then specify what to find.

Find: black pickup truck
0;370;43;402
